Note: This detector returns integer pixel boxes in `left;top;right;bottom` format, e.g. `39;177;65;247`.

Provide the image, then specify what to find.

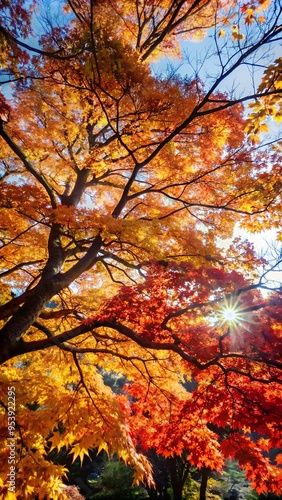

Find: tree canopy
0;1;282;499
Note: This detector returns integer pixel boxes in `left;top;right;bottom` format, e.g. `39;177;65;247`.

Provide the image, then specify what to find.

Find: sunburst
219;295;247;327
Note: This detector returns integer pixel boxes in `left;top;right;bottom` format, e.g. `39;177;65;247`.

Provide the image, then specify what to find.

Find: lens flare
222;307;238;322
219;296;246;327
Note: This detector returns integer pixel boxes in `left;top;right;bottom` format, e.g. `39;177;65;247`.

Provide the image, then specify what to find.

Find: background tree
0;1;282;499
90;460;148;500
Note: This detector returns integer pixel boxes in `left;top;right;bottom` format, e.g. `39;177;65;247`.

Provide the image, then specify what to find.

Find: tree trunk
0;280;58;363
172;486;183;500
0;234;103;364
199;468;209;500
170;456;189;500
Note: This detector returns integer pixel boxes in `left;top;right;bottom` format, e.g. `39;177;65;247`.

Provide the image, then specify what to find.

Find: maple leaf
70;443;90;465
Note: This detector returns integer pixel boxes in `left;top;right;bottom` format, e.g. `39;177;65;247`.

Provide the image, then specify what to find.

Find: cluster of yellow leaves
245;57;282;142
0;348;153;499
219;0;270;35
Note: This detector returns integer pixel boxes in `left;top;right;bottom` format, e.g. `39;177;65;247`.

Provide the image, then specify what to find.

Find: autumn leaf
70;443;90;465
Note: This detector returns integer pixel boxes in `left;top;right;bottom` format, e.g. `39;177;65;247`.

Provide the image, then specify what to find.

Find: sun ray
219;295;247;327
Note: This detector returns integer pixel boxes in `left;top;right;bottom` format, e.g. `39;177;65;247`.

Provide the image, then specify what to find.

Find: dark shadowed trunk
200;468;209;500
0;233;103;364
170;455;190;500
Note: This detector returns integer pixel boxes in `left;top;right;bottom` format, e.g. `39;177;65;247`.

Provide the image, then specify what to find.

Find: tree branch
0;25;85;61
0;123;57;208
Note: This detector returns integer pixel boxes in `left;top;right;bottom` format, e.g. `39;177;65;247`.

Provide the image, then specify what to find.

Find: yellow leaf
249;134;260;144
274;113;282;123
49;432;65;451
260;123;269;133
97;442;108;455
70;443;90;464
232;31;245;40
3;492;17;500
218;29;225;37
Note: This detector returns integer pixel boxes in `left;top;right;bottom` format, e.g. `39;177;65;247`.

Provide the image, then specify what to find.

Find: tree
109;262;282;497
0;0;282;498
